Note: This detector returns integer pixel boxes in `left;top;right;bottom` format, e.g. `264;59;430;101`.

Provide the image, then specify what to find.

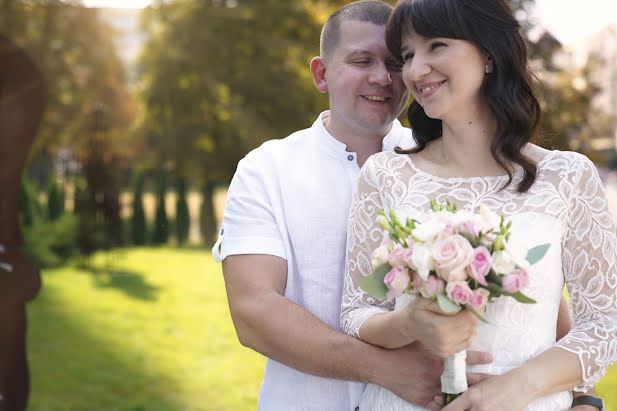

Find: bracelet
572;395;605;410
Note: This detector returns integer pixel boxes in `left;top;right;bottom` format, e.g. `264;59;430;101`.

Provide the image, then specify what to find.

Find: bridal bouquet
360;200;549;405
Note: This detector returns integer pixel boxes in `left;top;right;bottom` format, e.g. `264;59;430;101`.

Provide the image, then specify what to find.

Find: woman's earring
485;61;494;74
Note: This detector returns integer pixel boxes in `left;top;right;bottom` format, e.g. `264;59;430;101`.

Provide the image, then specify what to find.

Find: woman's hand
401;298;479;357
439;371;533;411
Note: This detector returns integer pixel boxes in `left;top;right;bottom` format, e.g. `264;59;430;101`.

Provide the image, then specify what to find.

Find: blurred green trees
4;0;613;261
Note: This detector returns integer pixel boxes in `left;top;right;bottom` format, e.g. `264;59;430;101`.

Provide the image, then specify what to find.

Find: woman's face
400;29;489;122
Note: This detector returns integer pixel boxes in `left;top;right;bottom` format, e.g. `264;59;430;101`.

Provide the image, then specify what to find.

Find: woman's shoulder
527;145;599;187
526;144;592;168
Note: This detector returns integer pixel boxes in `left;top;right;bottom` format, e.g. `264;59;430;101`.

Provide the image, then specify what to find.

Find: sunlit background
2;0;617;410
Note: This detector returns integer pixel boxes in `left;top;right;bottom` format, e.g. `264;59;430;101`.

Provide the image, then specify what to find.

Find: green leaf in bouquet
459;232;479;248
437;292;463;313
485;282;503;299
485;270;502;287
501;290;537;304
525;244;550;265
465;304;489;323
360;263;391;300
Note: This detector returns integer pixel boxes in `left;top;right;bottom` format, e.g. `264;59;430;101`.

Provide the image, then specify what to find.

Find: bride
340;0;617;409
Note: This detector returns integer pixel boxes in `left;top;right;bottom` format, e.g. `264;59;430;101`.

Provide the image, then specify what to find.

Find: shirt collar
311;110;413;159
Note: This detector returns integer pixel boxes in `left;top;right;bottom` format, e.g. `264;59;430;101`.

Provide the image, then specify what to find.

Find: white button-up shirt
213;111;412;411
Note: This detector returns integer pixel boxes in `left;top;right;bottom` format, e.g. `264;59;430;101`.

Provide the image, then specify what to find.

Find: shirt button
347;155;354;161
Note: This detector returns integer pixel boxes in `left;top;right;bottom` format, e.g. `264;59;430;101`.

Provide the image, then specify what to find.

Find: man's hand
376;343;492;410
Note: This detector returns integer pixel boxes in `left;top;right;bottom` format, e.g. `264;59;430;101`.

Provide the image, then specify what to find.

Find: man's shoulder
244;127;313;162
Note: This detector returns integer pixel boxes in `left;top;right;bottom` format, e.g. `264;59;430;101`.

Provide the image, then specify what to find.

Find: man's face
323;21;409;138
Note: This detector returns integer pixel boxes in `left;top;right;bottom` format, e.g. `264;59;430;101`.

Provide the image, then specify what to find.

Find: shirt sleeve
340;154;395;338
212;149;286;262
556;153;617;391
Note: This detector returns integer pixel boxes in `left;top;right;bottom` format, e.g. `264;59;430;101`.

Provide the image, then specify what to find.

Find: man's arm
223;253;415;380
222;253;491;409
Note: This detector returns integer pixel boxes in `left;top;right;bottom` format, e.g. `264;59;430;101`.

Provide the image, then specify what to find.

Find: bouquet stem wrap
441;350;467;404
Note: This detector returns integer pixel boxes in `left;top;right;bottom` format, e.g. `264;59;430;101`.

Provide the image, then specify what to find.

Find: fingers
423;299;459;316
466;350;493;365
466;372;491;386
425;400;441;411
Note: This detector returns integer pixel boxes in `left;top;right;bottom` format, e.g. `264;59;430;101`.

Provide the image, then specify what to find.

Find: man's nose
369;63;392;85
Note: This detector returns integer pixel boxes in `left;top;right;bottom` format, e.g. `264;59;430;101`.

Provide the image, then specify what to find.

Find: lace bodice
341;149;617;403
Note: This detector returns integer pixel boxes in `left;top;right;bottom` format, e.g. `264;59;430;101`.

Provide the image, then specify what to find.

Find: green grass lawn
27;247;265;411
26;247;617;410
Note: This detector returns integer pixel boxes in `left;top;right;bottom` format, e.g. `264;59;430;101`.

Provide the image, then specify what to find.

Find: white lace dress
340;149;617;411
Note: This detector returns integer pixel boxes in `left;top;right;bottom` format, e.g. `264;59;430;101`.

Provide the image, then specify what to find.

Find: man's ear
310;56;328;93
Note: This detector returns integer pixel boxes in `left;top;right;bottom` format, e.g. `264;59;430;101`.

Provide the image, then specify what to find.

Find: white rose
476;204;501;233
372;243;391;268
491;250;516;274
413;218;443;243
450;210;475;230
411;242;435;280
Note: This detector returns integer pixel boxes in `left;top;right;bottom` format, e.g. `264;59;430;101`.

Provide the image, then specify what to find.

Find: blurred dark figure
0;34;46;411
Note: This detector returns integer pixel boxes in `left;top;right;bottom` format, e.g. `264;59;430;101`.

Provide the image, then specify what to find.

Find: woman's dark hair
385;0;541;192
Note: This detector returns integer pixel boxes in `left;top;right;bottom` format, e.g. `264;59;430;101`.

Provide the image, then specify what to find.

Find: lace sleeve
340;155;395;339
556;153;617;391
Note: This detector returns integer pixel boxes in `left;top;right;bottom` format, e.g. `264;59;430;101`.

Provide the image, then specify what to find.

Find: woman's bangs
408;0;464;40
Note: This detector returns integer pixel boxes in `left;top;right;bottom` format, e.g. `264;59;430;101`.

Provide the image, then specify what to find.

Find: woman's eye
430;42;446;50
402;52;414;63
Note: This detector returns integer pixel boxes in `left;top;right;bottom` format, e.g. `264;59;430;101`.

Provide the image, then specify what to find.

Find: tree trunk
200;181;218;246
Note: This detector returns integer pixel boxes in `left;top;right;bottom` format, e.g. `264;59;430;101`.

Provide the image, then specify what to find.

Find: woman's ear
485;56;494;74
310;57;328;93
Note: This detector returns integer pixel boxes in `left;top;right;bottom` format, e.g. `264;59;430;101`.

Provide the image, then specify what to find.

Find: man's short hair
320;0;393;62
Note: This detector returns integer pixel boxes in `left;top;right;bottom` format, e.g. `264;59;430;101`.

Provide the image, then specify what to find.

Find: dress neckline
400;149;558;183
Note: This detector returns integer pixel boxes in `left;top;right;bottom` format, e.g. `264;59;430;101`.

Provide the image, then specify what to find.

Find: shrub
21;213;79;267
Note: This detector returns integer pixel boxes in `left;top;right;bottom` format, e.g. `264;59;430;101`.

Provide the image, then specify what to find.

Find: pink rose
412;272;423;292
389;244;415;270
445;281;473;305
388;246;406;268
443;224;456;235
514;268;529;288
469;288;490;310
502;273;521;293
459;220;478;237
432;234;474;282
503;268;529;293
384;266;411;301
419;275;445;298
466;246;492;286
479;231;497;247
401;246;416;270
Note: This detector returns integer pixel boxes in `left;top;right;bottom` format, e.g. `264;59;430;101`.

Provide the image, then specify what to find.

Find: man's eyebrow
345;49;373;57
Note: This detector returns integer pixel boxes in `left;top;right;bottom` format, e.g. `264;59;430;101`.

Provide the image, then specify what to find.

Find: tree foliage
0;0;137;166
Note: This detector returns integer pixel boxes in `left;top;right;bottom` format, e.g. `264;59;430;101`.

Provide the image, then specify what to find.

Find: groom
213;1;583;410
